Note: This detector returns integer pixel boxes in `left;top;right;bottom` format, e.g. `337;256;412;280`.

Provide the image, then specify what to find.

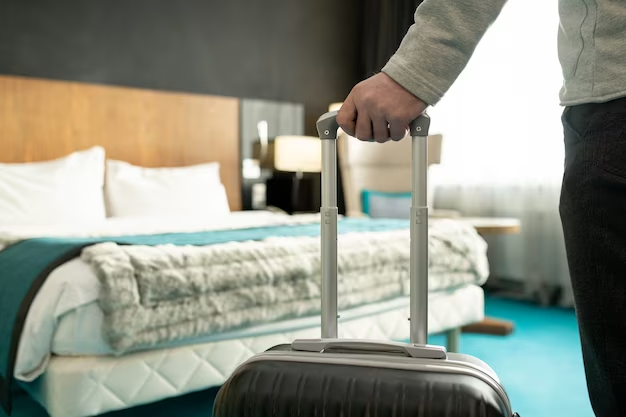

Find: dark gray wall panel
0;0;362;135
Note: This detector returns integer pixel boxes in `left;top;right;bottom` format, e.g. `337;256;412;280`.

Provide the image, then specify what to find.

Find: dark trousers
560;96;626;416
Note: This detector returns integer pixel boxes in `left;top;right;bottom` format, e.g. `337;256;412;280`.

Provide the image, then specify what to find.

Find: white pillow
105;160;231;219
0;147;107;225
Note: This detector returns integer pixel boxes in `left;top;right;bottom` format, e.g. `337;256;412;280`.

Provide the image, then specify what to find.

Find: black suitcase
213;111;519;417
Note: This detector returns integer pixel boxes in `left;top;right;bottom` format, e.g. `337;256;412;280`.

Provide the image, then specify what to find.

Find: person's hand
337;72;427;143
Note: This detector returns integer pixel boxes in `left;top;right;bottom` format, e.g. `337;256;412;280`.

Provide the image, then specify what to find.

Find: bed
0;75;488;417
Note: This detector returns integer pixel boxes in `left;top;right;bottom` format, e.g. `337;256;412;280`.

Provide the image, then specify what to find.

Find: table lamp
253;135;322;214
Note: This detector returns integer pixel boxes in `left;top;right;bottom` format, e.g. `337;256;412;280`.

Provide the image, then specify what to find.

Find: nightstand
459;217;521;235
458;216;521;336
265;171;321;215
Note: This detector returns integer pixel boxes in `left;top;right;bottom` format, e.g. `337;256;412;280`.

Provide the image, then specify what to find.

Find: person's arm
383;0;508;106
338;0;508;142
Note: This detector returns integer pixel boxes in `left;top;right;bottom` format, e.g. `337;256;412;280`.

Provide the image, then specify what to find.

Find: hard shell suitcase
213;111;520;417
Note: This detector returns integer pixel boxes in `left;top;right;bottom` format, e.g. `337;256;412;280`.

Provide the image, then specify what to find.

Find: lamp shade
329;102;342;112
272;135;321;173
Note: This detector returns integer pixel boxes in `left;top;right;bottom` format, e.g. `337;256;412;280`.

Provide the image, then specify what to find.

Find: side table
459;217;521;336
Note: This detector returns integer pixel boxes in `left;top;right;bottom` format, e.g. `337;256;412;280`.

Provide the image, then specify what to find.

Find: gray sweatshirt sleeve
382;0;508;106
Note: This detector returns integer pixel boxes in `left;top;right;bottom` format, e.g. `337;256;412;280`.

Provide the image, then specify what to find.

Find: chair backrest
337;130;443;216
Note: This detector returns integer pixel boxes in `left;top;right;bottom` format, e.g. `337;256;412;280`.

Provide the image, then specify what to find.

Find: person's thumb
337;98;357;137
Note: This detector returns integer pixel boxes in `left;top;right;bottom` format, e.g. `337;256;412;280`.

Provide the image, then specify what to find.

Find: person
336;0;626;416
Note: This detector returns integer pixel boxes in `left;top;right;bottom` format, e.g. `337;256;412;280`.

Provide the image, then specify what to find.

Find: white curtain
427;0;574;306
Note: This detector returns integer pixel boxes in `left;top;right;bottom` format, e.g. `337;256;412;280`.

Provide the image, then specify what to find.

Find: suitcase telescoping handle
293;110;446;359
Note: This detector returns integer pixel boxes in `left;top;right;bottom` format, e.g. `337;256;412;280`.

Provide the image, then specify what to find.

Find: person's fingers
337;98;357;137
354;110;374;141
389;120;408;141
373;116;391;143
336;73;428;142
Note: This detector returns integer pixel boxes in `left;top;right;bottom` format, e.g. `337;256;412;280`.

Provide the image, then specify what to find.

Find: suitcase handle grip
315;109;430;140
292;339;447;359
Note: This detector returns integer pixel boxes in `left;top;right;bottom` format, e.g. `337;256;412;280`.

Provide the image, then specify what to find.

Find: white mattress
21;284;484;417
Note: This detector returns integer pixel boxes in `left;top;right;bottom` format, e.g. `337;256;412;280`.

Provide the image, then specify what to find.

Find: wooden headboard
0;75;242;210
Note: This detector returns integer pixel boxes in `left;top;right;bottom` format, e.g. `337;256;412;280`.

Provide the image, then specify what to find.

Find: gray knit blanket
80;221;489;353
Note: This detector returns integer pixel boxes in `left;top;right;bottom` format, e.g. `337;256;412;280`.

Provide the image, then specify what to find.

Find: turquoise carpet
4;296;595;417
428;296;594;417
